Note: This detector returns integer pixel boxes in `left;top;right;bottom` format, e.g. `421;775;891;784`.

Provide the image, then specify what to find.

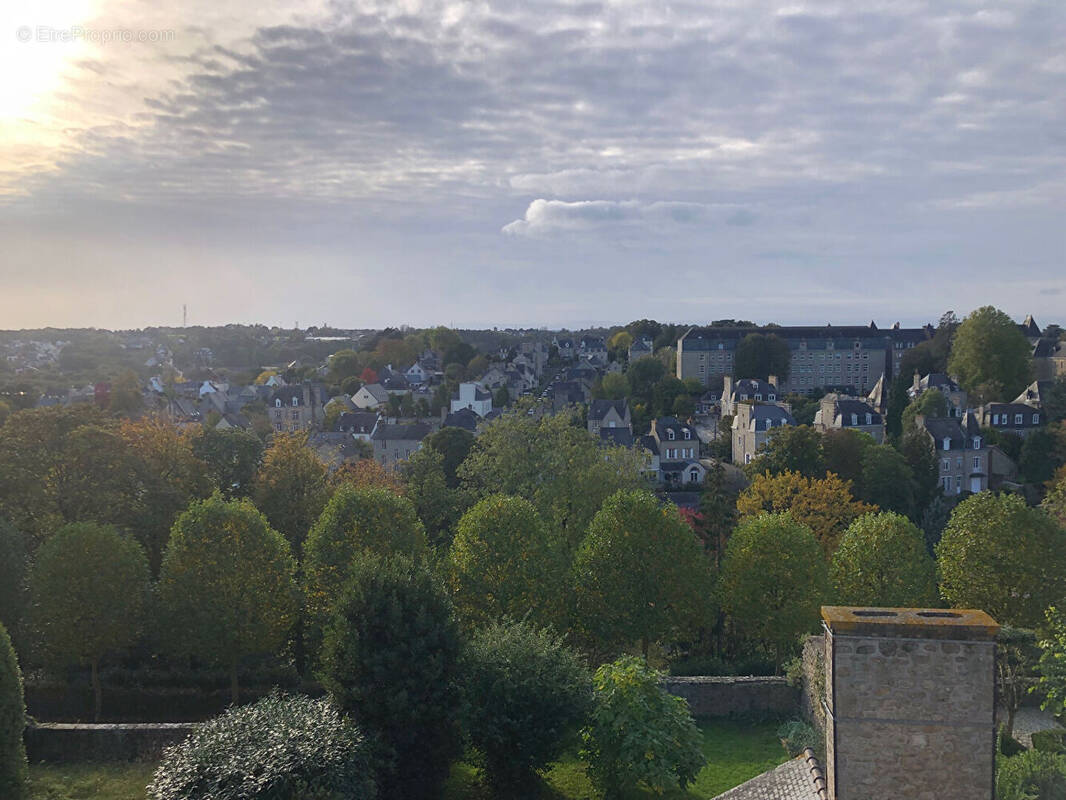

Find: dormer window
768;393;776;401
1014;413;1023;425
865;413;872;425
851;413;858;426
275;398;282;408
292;396;299;407
942;437;951;451
667;429;675;440
683;429;691;440
754;393;762;401
973;436;981;450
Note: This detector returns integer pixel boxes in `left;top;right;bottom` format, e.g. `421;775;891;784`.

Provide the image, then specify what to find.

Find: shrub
777;719;819;757
998;727;1027;757
0;623;28;800
320;554;460;800
580;656;706;799
1032;729;1066;755
995;750;1066;800
148;692;375;800
460;620;593;794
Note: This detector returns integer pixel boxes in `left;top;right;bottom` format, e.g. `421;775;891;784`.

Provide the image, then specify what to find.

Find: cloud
502;199;756;236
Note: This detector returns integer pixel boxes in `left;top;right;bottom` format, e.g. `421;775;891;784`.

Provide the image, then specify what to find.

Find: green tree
108;370;144;417
901;429;941;519
625;357;666;403
0;520;26;643
937;493;1066;628
460;413;645;552
1044;470;1066;529
253;432;329;558
1036;606;1066;719
598;372;630;401
422;426;475;487
822;429;875;495
1019;428;1062;485
320;554;460;800
860;445;916;517
0;623;27;800
748;424;825;479
719;513;827;665
157;495;299;703
191;427;264;499
492;386;510;408
830;513;938;607
901;387;949;433
580;656;705;800
29;523;149;720
449;495;565;630
572;490;713;658
460;620;593;796
998;627;1040;742
400;447;470;548
734;333;791;381
697;462;738;568
948;306;1034;402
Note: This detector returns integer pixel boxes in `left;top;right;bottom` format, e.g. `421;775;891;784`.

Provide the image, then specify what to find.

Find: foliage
459;413;645;552
748;425;824;479
29;523;150;720
718;514;827;665
1019;428;1064;486
830;513;938;608
0;623;28;800
460;620;593;794
107;371;144;418
156;495;299;702
901;387;948;433
449;495;565;629
734;333;791;382
937;493;1066;628
859;445;915;517
148;692;376;800
1032;730;1066;755
1046;470;1066;528
252;431;329;557
580;656;706;799
320;554;460;800
948;306;1034;402
0;519;26;640
995;750;1066;800
996;627;1040;742
737;470;876;555
901;429;941;520
777;720;818;757
697;462;738;568
1036;606;1066;718
598;372;630;401
422;426;476;489
328;458;404;493
400;447;471;549
822;428;874;495
191;427;264;499
572;490;714;658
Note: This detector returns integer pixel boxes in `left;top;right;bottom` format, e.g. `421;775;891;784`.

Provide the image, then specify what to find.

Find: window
1033;413;1040;424
851;413;858;426
942;458;950;471
275;398;282;408
955;476;962;493
973;456;981;470
292;396;299;407
865;413;872;425
943;437;951;451
1015;413;1023;425
745;452;752;464
684;429;691;439
667;429;675;440
768;393;776;400
943;476;952;491
992;414;999;425
956;457;962;469
973;436;981;450
754;393;763;401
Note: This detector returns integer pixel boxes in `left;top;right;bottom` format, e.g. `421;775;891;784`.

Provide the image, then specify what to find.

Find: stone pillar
822;606;999;800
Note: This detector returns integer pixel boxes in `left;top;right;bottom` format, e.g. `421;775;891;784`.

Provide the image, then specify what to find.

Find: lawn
28;719;787;800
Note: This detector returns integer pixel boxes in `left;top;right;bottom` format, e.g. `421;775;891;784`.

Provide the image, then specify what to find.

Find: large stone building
677;323;931;396
371;422;432;470
814;394;885;443
915;412;992;495
268;383;328;433
732;401;796;466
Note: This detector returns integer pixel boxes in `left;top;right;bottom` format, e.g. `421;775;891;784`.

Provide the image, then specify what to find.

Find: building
1034;337;1066;380
352;383;390;410
268;383;328;433
677;322;931;396
974;402;1043;438
579;335;608;364
628;336;653;362
915;412;991;495
908;372;967;418
647;417;704;485
720;376;780;417
732;402;796;466
371;422;432;470
450;382;493;416
587;398;631;436
335;411;379;440
813;394;885;443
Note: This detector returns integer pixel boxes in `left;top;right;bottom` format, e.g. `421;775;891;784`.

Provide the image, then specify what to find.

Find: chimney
822;606;999;800
722;375;734;409
767;374;778;391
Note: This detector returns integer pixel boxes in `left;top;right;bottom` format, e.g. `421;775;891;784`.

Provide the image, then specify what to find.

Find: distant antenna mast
183;304;187;327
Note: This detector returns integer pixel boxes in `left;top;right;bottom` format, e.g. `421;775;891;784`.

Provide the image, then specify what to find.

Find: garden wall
800;634;827;733
25;723;194;763
661;675;799;718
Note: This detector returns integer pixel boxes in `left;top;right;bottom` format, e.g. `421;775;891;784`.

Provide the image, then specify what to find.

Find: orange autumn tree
329;458;405;495
737;470;876;555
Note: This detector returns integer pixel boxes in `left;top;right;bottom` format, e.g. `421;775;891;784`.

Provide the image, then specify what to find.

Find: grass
27;719;787;800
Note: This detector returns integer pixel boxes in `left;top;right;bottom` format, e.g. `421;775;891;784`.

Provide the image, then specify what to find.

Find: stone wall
823;606;998;800
661;676;799;719
800;634;826;733
25;723;194;763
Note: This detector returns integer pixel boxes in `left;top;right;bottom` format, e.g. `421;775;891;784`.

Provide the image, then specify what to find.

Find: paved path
1007;706;1065;748
712;758;817;800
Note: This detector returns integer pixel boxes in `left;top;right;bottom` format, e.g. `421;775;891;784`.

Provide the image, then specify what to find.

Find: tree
449;496;566;630
737;470;876;554
607;330;633;357
0;520;26;643
697;462;738;568
460;413;645;552
625;357;666;402
572;490;714;658
822;429;875;494
1045;469;1066;528
492;386;510;408
0;623;27;800
460;620;593;796
748;425;825;479
830;513;938;607
580;656;705;800
937;493;1066;628
320;554;460;800
191;427;264;498
598;372;630;401
400;448;470;549
253;432;329;558
901;387;949;433
734;333;791;381
29;523;150;720
948;306;1034;402
1019;428;1063;485
329;458;404;493
901;429;941;519
997;627;1040;742
860;445;915;517
1036;606;1066;719
157;495;299;703
422;426;475;487
719;513;827;665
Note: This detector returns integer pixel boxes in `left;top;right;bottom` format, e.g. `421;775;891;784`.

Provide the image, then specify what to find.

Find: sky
1;0;1064;331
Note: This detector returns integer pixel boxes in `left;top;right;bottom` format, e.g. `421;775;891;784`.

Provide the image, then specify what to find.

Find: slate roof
920;416;975;450
680;323;930;352
831;397;882;426
733;378;777;398
598;428;634;447
371;423;432;442
443;408;480;431
746;405;796;431
336;411;378;434
589;398;628;421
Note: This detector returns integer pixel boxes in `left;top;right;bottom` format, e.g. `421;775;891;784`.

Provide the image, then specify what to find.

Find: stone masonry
822;606;999;800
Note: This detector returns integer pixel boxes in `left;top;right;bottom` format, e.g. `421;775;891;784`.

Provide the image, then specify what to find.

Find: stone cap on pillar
821;606;1000;641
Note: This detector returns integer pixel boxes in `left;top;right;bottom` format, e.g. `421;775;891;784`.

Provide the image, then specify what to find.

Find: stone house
916;412;992;495
628;336;653;362
974;402;1043;438
649;417;704;485
268;383;328;433
813;394;885;443
720;376;780;418
371;422;432;470
909;372;967;418
587;398;631;437
732;402;796;466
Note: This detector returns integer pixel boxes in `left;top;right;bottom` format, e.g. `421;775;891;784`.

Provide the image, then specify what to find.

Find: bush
460;620;593;794
1033;730;1066;755
996;750;1066;800
320;554;460;800
580;656;706;799
0;623;28;800
777;719;818;757
998;727;1027;757
148;692;375;800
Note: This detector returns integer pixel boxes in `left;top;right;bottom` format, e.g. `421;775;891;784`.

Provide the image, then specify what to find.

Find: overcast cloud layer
1;0;1064;329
